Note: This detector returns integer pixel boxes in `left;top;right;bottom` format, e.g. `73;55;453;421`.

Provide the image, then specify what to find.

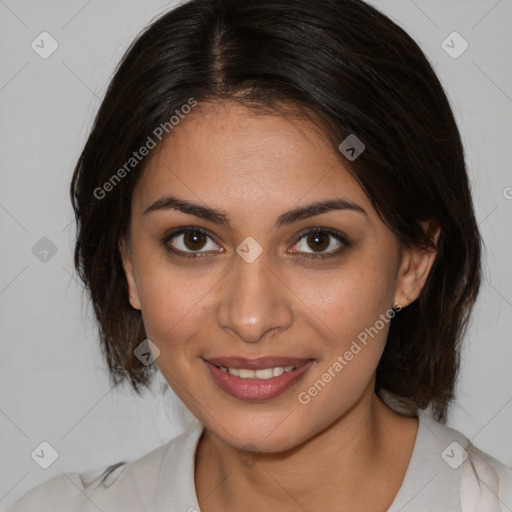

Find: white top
7;409;512;511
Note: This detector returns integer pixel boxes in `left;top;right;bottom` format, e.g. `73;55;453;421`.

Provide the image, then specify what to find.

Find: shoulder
6;426;199;512
385;396;512;512
461;440;512;510
419;410;512;510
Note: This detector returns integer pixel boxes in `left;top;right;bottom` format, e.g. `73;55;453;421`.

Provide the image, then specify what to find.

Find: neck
195;386;419;511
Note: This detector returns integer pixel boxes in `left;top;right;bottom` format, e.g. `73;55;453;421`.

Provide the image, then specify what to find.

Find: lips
203;356;315;401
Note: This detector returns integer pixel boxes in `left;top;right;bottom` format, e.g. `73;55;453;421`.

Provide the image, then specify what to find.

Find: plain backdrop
1;0;511;508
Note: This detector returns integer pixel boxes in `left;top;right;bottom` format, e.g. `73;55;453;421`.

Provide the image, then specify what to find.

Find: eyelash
160;227;350;260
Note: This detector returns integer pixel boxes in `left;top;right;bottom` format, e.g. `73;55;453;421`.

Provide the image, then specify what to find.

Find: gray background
1;0;511;508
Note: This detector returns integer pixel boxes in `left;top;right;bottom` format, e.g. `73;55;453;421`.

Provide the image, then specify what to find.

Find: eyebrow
143;194;367;228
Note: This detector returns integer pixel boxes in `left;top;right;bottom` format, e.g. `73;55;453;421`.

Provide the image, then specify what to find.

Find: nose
216;249;294;344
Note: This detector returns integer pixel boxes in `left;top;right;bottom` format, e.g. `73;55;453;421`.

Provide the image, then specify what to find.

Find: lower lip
204;359;315;401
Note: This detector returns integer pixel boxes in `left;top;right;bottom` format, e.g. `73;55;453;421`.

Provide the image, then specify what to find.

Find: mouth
202;356;315;401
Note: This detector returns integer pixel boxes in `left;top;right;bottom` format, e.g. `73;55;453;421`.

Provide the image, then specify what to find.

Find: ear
393;221;441;308
119;237;142;310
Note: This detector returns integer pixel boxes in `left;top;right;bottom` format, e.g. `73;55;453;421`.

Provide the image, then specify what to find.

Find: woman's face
121;101;431;452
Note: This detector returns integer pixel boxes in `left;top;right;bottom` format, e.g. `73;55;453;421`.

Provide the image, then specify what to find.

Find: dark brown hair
71;0;481;420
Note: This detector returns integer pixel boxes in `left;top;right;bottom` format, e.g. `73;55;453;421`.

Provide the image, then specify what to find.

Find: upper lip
203;356;313;370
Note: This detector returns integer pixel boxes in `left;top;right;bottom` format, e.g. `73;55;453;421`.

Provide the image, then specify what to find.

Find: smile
203;356;315;400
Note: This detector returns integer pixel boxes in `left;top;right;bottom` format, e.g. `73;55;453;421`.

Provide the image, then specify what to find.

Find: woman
8;0;512;510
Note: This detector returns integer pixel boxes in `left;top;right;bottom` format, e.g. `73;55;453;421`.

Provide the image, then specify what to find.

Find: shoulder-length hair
71;0;481;421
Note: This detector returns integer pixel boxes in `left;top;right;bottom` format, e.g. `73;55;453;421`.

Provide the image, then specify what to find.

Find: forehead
133;101;372;216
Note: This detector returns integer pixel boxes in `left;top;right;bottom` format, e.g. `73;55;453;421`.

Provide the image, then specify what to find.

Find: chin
203;409;312;453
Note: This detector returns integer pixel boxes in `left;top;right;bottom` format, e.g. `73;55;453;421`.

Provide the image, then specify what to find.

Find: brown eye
290;228;348;258
163;228;223;257
183;230;207;251
306;232;330;252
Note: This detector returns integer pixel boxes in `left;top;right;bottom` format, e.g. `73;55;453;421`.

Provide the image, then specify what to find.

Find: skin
120;101;440;511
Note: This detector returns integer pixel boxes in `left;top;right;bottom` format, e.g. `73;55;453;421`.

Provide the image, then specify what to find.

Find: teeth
219;365;298;379
255;368;273;379
272;366;284;377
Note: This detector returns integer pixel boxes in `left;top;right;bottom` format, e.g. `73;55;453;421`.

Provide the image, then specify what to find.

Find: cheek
294;271;395;425
130;249;214;347
291;244;397;407
135;269;216;392
297;250;397;345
